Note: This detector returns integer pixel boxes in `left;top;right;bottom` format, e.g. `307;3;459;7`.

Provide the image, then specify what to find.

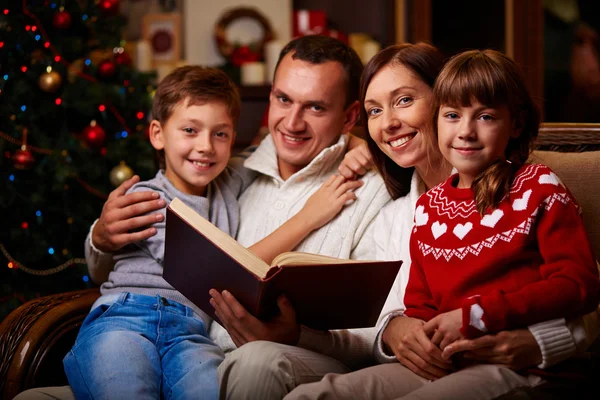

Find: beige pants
218;340;350;400
283;362;544;400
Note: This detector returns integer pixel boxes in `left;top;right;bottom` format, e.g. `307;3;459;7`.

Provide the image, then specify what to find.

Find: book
163;197;402;330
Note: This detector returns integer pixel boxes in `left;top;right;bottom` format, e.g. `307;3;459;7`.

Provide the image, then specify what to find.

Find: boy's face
149;99;235;196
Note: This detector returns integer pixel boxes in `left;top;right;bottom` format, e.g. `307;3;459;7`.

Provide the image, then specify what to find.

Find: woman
284;43;599;399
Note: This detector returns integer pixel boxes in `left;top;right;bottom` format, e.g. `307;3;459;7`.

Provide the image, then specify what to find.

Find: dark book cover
163;201;402;330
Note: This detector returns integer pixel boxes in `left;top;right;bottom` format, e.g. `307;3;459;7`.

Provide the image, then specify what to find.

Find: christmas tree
0;0;157;320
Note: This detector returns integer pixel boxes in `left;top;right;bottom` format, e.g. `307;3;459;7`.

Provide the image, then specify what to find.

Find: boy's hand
209;289;300;347
338;144;373;179
423;309;464;352
300;175;363;231
92;175;166;252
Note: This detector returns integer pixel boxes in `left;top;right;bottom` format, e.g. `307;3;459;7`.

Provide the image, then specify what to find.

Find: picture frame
142;13;182;66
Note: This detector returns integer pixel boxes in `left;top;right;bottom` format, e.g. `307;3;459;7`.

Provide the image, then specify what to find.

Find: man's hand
338;144;373;179
441;329;542;370
92;175;166;252
209;289;300;347
382;316;454;381
423;309;464;351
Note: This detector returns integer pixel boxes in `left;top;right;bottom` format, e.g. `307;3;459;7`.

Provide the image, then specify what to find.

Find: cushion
530;150;600;260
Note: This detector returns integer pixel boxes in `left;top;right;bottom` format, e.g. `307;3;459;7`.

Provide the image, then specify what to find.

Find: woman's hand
209;289;300;347
423;309;464;351
338;143;374;179
298;175;363;231
92;175;165;252
441;329;542;370
382;316;454;381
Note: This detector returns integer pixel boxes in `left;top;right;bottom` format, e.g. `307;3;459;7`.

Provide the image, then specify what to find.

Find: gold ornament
68;58;85;83
110;161;134;187
39;70;62;93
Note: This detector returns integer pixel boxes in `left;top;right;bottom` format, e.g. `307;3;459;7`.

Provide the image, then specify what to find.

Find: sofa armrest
0;288;100;399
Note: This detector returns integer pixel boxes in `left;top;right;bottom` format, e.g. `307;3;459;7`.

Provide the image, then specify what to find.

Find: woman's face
364;63;433;172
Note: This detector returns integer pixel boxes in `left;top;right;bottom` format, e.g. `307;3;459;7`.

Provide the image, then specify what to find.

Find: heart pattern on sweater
453;222;473;240
415;205;429;226
538;172;561;187
480;209;504;228
431;221;447;239
512;189;532;211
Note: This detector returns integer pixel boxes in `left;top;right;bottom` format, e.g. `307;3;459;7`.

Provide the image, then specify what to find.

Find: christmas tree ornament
110;161;134;187
12;128;35;170
12;149;35;170
82;120;106;148
39;70;62;93
114;50;132;66
99;0;120;16
67;59;85;83
52;9;72;30
97;59;116;78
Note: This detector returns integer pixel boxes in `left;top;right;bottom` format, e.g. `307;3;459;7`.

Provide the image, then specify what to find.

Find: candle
264;40;285;84
135;40;153;72
241;62;266;86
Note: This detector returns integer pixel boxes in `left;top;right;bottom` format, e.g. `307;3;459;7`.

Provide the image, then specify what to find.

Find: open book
163;198;402;330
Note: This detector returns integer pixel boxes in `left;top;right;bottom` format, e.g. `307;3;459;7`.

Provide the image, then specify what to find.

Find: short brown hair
360;43;446;199
275;35;363;107
433;49;540;214
151;66;240;168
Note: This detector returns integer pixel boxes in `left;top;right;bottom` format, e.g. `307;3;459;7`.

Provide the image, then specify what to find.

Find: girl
408;49;600;351
285;47;600;400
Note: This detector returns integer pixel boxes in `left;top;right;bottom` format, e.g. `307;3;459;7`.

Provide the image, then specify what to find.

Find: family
16;35;600;400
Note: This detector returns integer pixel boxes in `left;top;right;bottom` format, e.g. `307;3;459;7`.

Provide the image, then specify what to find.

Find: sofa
1;123;600;399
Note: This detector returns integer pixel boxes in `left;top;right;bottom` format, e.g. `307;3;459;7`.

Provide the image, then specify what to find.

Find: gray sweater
99;155;257;325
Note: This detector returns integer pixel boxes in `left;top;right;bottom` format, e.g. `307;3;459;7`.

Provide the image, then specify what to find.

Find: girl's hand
423;309;464;351
441;329;542;370
299;175;363;231
382;316;454;381
338;143;374;179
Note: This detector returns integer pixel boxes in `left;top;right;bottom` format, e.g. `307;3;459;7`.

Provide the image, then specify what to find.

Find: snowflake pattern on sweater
404;164;600;338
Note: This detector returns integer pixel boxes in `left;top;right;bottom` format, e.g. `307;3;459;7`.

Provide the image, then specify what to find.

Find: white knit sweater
209;134;392;369
371;171;596;369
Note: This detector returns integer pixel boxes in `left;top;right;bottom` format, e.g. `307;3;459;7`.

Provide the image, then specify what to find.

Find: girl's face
437;101;519;188
364;63;433;173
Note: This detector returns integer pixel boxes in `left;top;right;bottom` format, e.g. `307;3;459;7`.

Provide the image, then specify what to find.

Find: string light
20;66;27;72
31;26;37;32
1;243;86;275
34;35;41;41
55;98;62;105
36;210;42;217
54;55;60;62
20;105;26;111
44;42;50;48
9;174;14;181
98;104;106;112
3;9;9;15
46;66;52;73
83;275;89;282
48;247;55;255
8;262;14;269
136;112;144;119
21;222;28;229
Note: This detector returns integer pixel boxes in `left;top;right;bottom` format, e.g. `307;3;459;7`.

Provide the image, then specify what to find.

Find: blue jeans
63;292;224;400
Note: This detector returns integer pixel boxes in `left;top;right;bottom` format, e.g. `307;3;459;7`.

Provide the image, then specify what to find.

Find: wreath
214;7;275;67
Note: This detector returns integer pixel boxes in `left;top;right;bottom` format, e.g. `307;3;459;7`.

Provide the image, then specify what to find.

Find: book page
169;198;271;278
271;251;371;267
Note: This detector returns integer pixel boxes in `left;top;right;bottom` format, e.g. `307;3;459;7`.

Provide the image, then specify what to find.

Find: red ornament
12;149;35;169
83;124;106;148
115;51;132;66
99;0;120;15
231;45;260;67
52;10;72;30
97;59;116;78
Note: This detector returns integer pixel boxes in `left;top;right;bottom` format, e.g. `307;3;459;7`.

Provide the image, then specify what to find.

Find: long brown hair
360;43;445;199
433;49;540;214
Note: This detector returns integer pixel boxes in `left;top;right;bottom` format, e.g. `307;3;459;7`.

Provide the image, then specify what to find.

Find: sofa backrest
531;123;600;260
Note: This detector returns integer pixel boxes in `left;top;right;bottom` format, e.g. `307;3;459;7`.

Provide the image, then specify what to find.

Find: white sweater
371;171;598;369
210;134;393;369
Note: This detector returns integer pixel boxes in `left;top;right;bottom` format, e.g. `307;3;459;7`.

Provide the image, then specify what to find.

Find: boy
63;66;362;400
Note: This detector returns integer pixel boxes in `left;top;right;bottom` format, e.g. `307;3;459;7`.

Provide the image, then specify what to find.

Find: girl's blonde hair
432;49;540;214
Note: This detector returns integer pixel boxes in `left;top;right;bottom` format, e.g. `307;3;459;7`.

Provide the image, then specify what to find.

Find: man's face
268;53;357;179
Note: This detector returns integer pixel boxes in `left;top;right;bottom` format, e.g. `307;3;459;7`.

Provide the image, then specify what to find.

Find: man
15;36;391;400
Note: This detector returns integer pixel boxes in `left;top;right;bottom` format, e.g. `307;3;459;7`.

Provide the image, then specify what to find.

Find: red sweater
404;164;600;338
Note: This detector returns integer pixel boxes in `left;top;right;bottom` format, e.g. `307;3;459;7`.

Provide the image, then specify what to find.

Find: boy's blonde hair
432;49;540;214
152;66;241;168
